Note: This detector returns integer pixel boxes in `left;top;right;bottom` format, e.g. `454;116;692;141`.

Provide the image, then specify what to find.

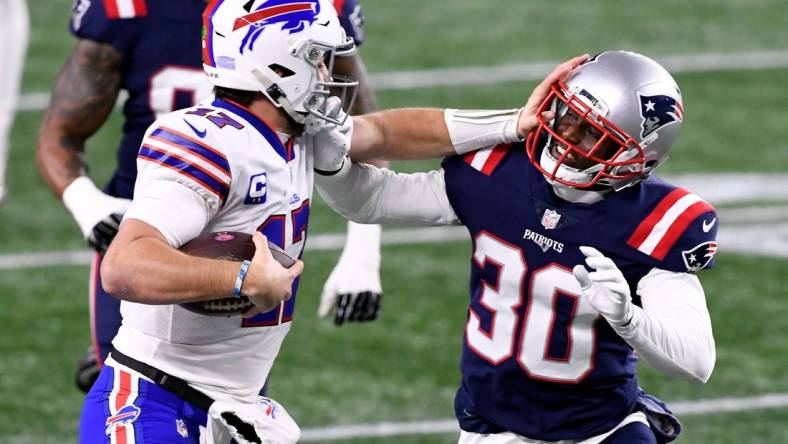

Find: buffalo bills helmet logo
236;0;321;53
639;94;683;138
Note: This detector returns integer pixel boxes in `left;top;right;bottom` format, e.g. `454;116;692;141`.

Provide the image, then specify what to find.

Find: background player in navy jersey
316;51;717;443
36;0;381;394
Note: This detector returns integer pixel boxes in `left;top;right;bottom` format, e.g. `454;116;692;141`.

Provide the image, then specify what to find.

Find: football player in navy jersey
36;0;381;394
316;51;717;443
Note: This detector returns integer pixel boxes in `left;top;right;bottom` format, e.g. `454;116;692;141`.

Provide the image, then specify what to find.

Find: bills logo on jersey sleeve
639;94;683;138
682;241;717;272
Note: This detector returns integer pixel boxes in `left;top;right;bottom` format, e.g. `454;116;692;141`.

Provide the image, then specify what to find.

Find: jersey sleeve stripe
151;127;231;175
104;0;148;19
146;136;231;182
462;144;511;176
629;192;713;259
141;143;230;185
627;188;689;249
650;200;714;260
333;0;347;15
481;143;512;175
138;147;229;203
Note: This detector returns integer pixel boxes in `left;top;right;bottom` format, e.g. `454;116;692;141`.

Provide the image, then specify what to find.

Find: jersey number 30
468;232;599;383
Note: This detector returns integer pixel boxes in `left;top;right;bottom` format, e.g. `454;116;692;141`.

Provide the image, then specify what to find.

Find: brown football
178;231;296;316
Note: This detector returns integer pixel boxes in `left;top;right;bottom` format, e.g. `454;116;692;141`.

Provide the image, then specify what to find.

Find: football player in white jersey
82;1;587;442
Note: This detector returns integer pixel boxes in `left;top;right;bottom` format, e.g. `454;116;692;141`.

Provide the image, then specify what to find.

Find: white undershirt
316;161;715;383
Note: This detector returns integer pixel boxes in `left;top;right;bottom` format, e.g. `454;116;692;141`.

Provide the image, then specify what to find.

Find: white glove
572;246;634;326
62;176;131;254
310;96;353;174
318;221;382;325
205;396;300;444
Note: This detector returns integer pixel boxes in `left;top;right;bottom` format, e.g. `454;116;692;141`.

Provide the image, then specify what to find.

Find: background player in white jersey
80;1;583;442
36;0;381;394
315;51;717;443
0;0;29;204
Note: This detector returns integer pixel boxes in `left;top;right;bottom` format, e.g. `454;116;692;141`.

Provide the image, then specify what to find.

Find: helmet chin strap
539;143;610;204
252;68;308;124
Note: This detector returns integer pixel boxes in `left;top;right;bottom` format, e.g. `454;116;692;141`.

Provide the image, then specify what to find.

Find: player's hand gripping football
62;176;132;254
308;96;353;174
516;54;590;139
318;222;382;326
572;246;634;326
242;233;304;317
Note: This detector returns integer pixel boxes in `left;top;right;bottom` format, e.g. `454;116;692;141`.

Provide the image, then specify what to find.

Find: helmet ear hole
268;64;295;78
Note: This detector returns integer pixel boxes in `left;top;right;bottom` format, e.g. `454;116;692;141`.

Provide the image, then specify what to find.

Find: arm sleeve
611;268;716;383
123;180;214;248
315;160;460;226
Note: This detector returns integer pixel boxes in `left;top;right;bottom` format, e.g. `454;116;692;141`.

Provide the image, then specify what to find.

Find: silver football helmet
526;51;683;191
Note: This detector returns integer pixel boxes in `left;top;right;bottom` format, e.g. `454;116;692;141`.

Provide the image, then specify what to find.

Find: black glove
87;213;124;254
334;291;381;326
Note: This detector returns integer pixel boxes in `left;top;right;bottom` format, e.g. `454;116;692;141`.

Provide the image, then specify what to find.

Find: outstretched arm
348;54;589;162
316;160;458;226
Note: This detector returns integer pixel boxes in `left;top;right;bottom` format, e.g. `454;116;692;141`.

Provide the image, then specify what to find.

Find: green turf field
1;0;787;442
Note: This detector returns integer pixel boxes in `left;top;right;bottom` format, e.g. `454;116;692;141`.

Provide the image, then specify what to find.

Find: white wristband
62;176;131;238
340;221;382;268
444;108;523;154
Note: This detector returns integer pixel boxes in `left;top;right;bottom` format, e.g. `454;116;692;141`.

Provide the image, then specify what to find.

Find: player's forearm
101;235;241;305
615;308;715;383
35;129;89;198
35;39;122;198
613;270;716;383
316;161;458;225
350;109;453;162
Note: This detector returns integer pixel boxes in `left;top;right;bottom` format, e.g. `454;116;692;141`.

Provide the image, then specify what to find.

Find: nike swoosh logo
183;119;207;138
702;218;717;233
317;20;330;26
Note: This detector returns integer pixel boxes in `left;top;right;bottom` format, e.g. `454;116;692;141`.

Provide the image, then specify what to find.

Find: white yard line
17;49;788;111
299;392;788;441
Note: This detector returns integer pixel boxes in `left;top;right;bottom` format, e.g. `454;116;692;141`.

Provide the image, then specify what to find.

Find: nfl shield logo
541;209;561;230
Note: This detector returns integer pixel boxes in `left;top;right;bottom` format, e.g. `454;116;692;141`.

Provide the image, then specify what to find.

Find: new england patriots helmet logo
639;94;683;138
235;0;321;54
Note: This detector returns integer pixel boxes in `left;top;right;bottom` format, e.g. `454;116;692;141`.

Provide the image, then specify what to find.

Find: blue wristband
233;260;252;299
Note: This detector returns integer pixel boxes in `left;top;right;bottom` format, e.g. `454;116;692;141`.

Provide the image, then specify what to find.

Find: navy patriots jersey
69;0;365;199
442;143;717;440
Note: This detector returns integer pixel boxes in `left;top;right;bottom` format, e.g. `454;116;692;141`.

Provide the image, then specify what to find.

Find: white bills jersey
115;97;314;403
